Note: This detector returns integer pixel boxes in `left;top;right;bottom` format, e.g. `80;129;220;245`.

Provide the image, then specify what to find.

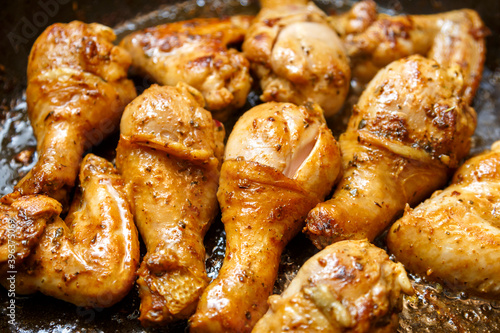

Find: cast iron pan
1;0;500;332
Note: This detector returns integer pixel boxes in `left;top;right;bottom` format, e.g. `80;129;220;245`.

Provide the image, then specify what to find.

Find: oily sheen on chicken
329;0;487;103
253;240;413;333
190;101;342;332
305;55;476;248
120;16;253;120
116;83;225;326
1;154;140;307
0;195;61;271
388;142;500;297
243;0;351;117
10;21;136;207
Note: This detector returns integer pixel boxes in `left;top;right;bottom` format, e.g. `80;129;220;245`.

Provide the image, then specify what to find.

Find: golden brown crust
243;2;351;117
120;16;253;119
190;160;320;333
305;55;477;249
191;101;342;332
120;83;221;167
0;195;61;271
329;0;488;103
427;9;488;104
349;56;475;166
27;22;131;82
116;84;224;326
224;102;342;199
13;21;136;206
387;142;500;297
1;154;140;308
253;240;413;333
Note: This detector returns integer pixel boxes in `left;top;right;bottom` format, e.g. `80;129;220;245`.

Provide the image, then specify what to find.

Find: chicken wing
243;0;351;117
11;21;136;206
329;0;487;103
1;154;140;307
190;102;342;332
387;141;500;297
305;55;476;249
120;16;253;120
253;240;413;333
115;83;224;325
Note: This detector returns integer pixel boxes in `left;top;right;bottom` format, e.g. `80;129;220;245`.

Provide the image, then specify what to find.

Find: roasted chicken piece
120;16;253;120
329;0;487;103
388;141;500;297
305;55;476;249
243;0;351;117
1;154;140;307
253;240;413;332
10;21;136;206
116;83;224;325
0;195;61;272
190;102;342;332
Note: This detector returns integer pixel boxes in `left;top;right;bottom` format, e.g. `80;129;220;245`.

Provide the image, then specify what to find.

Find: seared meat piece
253;240;413;333
243;0;351;117
116;83;224;325
330;0;487;103
11;21;136;206
388;141;500;297
120;16;253;120
0;195;61;271
305;55;476;249
190;101;342;332
1;154;140;307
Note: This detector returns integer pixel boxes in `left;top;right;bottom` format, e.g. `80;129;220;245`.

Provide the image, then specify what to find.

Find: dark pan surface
1;0;500;332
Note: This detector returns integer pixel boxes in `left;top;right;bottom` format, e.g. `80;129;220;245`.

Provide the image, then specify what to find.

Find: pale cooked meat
1;154;140;307
10;21;136;207
0;195;61;271
388;141;500;296
243;0;351;117
190;102;342;332
116;83;224;325
253;240;413;333
330;0;487;103
305;55;476;249
120;16;253;120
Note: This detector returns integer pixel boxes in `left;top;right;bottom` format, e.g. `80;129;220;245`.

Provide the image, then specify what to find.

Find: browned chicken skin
1;154;140;307
329;0;487;103
190;102;342;332
0;195;61;272
243;0;351;117
11;21;136;206
253;240;413;333
116;83;224;326
388;141;500;297
305;55;476;249
120;16;253;120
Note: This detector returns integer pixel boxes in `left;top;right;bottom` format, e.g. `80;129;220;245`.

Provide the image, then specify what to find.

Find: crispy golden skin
305;55;476;249
253;240;413;333
116;84;224;326
1;154;140;307
243;1;351;117
329;0;487;103
0;195;61;271
12;21;136;206
190;102;342;332
388;142;500;297
120;16;253;120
